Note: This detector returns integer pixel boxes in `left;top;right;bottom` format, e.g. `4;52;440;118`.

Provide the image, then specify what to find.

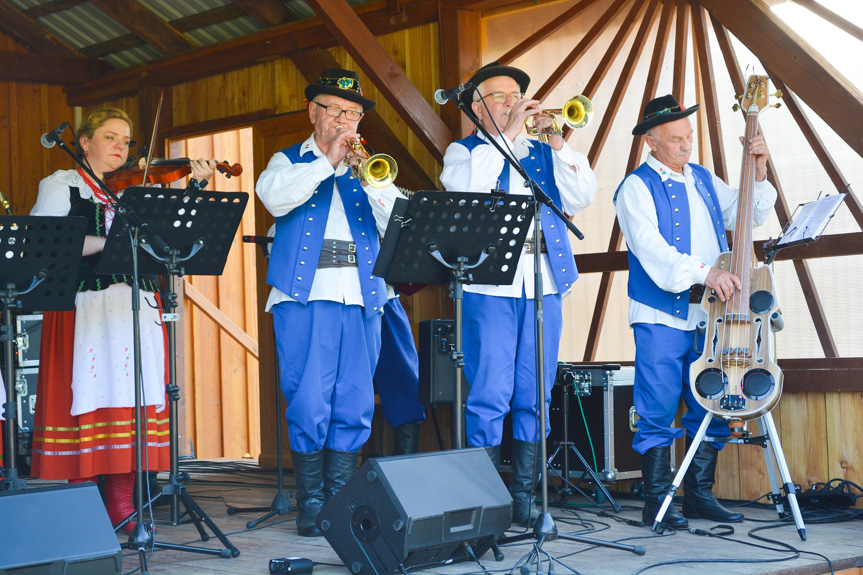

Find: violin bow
139;91;164;187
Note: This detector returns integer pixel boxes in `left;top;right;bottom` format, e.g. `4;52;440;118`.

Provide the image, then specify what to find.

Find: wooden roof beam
230;0;291;27
531;0;629;103
24;0;85;18
88;0;196;56
290;49;437;192
691;3;728;182
0;0;83;57
438;4;481;138
697;0;863;158
66;1;438;107
305;0;452;163
583;0;671;361
497;0;600;66
0;50;110;84
671;0;689;102
789;0;863;43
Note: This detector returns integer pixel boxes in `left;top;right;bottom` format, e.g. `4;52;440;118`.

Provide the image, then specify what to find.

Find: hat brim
459;65;530;107
632;104;699;135
305;85;376;112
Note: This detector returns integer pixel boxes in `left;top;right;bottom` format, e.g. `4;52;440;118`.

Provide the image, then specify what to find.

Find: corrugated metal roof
184;17;264;47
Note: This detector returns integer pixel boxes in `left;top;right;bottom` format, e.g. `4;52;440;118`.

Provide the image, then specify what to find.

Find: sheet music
777;193;846;246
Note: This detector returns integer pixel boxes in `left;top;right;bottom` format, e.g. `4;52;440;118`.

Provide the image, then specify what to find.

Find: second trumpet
338;127;397;187
525;94;594;142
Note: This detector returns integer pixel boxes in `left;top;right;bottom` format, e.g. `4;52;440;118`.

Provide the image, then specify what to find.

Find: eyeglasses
480;91;524;103
318;76;360;91
315;103;363;121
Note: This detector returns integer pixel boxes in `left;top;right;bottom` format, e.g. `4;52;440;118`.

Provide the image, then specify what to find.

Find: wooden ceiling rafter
0;50;110;83
671;0;689;102
531;0;630;104
305;0;452;163
690;3;727;182
583;0;673;361
81;5;249;59
86;0;195;56
496;0;600;66
438;4;481;137
562;0;646;142
66;1;439;107
230;0;291;27
290;48;437;192
789;0;863;44
23;0;86;19
0;0;83;57
710;12;839;358
697;0;863;159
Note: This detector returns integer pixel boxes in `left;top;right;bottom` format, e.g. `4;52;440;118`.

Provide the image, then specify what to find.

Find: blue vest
455;134;578;293
617;162;728;319
267;143;387;318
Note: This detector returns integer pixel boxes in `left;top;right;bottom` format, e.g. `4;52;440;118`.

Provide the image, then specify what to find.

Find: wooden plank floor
33;459;863;575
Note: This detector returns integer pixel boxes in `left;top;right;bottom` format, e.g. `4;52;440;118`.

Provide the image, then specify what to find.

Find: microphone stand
450;97;643;561
50;131;170;574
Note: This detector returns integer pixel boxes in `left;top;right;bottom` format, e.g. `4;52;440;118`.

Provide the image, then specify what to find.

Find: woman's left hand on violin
190;158;218;182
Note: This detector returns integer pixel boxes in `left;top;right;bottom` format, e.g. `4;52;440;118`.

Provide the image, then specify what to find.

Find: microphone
40;122;70;149
434;82;473;105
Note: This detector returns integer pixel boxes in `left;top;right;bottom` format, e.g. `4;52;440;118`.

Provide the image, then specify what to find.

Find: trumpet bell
562;95;593;130
360;153;397;188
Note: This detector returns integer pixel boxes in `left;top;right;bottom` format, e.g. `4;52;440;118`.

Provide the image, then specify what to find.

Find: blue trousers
462;291;563;446
632;323;730;454
272;300;381;453
374;298;426;429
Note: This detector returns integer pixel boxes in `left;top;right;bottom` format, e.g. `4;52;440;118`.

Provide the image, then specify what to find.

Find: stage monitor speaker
317;448;511;575
0;483;122;575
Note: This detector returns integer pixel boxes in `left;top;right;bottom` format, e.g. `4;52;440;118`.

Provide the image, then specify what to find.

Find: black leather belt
689;284;706;303
318;238;358;269
524;235;548;254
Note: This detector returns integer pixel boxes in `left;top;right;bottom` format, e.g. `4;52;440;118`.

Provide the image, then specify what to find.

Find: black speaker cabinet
418;319;469;405
0;484;122;574
317;448;511;574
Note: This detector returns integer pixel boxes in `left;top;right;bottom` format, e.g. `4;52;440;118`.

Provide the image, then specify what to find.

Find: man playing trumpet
255;68;405;537
440;62;597;527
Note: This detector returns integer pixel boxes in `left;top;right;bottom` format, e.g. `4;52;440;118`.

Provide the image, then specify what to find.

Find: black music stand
97;187;248;558
1;216;86;492
374;191;532;449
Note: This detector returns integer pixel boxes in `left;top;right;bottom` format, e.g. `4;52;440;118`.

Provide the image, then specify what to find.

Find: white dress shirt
615;154;778;330
440;132;597;298
255;134;404;312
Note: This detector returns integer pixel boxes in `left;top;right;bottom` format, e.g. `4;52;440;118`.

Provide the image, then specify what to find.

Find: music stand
375;191;533;448
1;216;86;491
97;187;247;558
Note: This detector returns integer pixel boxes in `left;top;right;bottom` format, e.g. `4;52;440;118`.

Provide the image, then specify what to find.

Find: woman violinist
29;108;216;533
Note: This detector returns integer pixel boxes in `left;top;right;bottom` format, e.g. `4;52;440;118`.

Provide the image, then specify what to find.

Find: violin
103;158;243;192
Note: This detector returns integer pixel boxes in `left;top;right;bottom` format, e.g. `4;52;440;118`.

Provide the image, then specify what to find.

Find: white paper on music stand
777;193;846;246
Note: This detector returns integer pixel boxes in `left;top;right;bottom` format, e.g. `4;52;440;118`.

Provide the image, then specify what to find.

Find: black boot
291;450;325;537
484;445;501;471
323;449;359;503
392;422;422;455
641;446;688;529
510;440;542;527
682;439;744;523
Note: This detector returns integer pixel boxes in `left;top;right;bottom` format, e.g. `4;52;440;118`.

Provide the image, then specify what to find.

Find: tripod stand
225;235;293;528
98;187;248;558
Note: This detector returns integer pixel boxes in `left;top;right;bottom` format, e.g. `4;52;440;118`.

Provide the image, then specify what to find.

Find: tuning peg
771;103;782;109
734;94;743;101
732;103;741;112
772;89;783;99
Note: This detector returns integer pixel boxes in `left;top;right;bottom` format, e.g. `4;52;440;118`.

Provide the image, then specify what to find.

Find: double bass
690;75;782;422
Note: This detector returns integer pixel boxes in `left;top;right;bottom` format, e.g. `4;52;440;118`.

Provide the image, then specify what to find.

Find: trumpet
337;127;397;187
525;94;594;142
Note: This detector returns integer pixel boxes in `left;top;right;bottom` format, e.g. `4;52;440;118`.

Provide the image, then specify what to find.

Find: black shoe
322;449;358;503
510;440;541;527
291;450;325;537
392;422;422;455
640;446;688;529
682;439;744;523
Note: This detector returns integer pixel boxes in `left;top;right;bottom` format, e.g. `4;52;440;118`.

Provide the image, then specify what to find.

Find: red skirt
30;309;171;480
